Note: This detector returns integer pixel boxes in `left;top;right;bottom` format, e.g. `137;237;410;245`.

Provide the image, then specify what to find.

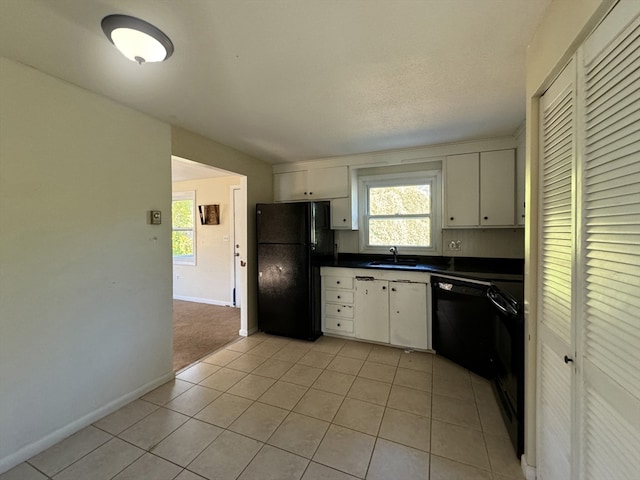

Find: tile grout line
23;336;443;480
428;360;435;480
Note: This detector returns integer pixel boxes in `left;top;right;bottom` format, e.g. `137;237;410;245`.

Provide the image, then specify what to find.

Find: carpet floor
173;300;240;372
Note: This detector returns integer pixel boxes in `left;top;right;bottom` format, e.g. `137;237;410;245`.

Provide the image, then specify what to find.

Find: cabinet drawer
325;304;353;319
325;317;354;333
326;290;354;304
325;276;353;290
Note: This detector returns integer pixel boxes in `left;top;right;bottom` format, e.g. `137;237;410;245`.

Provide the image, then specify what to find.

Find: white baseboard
0;371;174;475
239;326;259;337
172;295;235;307
521;453;536;480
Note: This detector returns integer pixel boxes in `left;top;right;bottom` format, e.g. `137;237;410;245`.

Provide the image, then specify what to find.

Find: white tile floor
1;334;525;480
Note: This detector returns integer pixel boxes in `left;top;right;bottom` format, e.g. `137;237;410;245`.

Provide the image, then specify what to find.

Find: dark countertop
321;254;524;283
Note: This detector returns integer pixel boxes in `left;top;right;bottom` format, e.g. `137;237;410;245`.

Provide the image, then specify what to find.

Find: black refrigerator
257;202;334;340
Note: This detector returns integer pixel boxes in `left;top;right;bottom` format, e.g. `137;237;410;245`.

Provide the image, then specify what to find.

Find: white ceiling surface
0;0;551;165
171;156;236;182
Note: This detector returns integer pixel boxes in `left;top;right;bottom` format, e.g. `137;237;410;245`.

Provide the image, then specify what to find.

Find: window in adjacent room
172;191;196;265
359;172;441;254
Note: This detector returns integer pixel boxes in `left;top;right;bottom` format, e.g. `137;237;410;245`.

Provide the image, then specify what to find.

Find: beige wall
0;57;173;472
337;228;524;258
523;0;615;471
443;229;524;258
173;175;242;304
171;127;273;334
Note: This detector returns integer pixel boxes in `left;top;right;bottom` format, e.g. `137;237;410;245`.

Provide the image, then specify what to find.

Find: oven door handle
487;287;519;317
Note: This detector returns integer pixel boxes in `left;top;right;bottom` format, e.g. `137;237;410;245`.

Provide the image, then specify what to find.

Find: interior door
232;186;242;308
536;58;576;480
578;4;640;478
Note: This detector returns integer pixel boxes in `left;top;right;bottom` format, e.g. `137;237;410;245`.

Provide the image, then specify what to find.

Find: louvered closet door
579;2;640;478
537;59;576;480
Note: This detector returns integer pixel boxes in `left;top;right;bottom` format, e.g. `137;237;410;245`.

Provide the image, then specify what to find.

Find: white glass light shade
111;28;167;63
102;15;174;64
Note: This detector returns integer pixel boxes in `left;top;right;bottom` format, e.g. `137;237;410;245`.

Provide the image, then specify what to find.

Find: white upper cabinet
274;170;308;201
516;143;526;226
445;149;516;227
480;150;515;226
274;166;349;202
313;166;349;198
445;153;480;226
330;197;358;230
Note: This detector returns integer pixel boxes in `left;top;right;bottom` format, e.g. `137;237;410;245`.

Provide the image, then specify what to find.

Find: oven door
489;281;524;457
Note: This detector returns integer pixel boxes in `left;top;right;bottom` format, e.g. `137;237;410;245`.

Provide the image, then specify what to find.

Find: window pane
172;231;194;258
172;199;193;228
369;184;430;215
369;218;431;247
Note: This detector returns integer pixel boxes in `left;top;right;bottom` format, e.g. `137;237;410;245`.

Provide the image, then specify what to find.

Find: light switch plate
150;210;162;225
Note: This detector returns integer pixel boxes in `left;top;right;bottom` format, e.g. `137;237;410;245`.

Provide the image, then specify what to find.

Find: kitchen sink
369;260;418;268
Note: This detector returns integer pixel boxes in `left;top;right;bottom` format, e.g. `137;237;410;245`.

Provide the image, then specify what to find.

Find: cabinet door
480;150;515;226
331;197;356;230
274;171;307;201
354;279;389;343
445;153;479;226
516;145;526;226
310;166;349;199
389;282;428;350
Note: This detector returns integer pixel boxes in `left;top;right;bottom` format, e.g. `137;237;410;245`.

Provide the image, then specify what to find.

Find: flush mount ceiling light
101;14;174;64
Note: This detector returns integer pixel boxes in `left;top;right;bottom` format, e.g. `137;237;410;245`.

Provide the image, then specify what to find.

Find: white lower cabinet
321;267;430;350
322;270;356;337
389;281;428;350
354;278;389;343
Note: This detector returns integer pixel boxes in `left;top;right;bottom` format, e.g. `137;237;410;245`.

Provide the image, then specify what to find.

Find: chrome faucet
389;246;398;263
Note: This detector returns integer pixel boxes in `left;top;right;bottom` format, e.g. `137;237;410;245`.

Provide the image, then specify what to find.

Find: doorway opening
171;155;248;371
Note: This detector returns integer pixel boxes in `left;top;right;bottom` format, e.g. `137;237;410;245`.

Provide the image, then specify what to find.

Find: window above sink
358;171;442;255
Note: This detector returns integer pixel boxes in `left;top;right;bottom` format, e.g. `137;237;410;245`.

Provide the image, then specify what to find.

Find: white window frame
358;171;441;255
172;190;196;265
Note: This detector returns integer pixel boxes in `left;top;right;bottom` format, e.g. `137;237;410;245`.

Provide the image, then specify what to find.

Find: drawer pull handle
337;309;341;312
382;286;386;290
337;295;341;299
391;288;396;291
337;323;341;327
484;216;489;220
336;281;340;285
450;217;454;220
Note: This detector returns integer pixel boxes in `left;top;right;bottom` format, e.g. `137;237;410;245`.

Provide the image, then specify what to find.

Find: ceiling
172;156;238;182
0;0;551;165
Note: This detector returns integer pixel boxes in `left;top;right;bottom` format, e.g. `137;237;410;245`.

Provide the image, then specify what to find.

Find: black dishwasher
431;275;524;456
432;276;497;378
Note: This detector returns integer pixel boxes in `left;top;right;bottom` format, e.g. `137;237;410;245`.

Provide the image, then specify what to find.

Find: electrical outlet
447;240;462;251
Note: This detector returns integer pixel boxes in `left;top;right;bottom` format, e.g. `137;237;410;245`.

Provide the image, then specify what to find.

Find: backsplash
442;228;524;259
335;228;524;259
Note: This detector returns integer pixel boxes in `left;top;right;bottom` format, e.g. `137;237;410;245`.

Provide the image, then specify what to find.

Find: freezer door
256;203;310;245
257;243;313;338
